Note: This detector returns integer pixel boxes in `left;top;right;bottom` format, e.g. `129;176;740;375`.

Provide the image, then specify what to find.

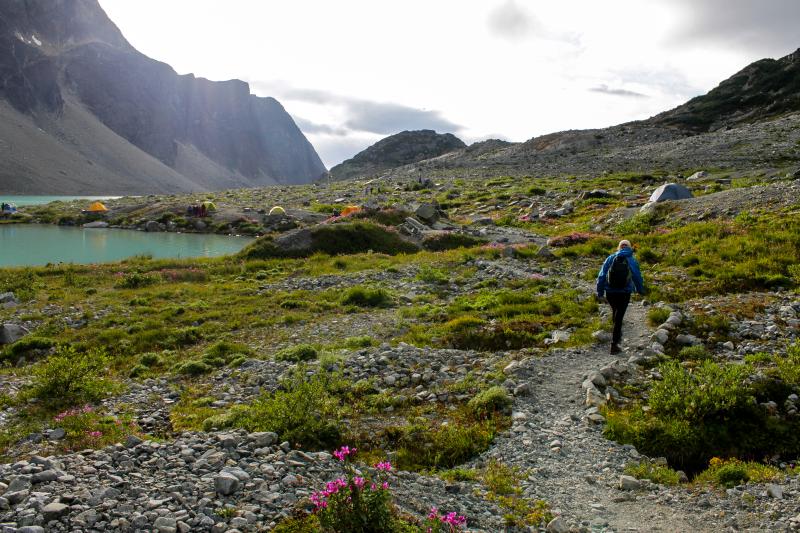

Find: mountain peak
329;130;466;181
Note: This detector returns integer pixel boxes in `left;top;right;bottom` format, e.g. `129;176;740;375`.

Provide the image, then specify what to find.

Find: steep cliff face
0;0;325;194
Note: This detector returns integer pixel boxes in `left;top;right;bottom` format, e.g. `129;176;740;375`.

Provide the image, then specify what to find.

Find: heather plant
53;405;141;450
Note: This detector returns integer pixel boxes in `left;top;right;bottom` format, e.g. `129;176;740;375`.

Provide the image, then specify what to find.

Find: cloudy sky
98;0;799;168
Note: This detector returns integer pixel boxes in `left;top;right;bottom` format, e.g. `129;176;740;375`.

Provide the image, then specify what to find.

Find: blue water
0;225;253;267
0;196;122;207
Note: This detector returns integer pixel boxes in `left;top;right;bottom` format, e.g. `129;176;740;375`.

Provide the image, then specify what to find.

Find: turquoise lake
0;195;122;207
0;225;253;267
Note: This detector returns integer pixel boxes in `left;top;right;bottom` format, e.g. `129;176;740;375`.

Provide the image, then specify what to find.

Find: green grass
624;461;681;486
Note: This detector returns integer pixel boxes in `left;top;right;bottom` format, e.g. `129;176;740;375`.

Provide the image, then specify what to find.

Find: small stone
154;517;178;533
619;475;644;491
767;484;784;499
546;516;569;533
48;428;66;441
42;502;70;521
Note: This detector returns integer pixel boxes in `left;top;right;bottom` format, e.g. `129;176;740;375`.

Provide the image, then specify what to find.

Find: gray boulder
415;203;441;224
649;183;693;203
686;171;709;182
82;221;109;229
0;323;29;344
144;220;163;232
0;292;17;305
214;472;241;496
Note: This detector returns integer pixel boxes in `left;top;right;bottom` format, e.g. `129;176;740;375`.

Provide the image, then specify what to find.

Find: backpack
607;254;632;290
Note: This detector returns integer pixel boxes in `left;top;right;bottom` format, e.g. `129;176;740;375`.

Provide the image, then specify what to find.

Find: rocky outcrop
329;130;465;180
0;0;326;194
652;47;800;132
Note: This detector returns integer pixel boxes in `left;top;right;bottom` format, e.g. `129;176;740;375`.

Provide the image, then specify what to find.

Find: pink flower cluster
375;461;392;472
53;404;93;422
427;506;467;531
310;477;348;510
86;431;103;439
333;445;356;461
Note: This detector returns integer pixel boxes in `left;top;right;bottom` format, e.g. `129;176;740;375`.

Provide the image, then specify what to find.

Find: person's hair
618;239;631;250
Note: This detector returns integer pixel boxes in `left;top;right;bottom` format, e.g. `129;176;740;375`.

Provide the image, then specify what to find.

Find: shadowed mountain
0;0;326;194
328;130;465;181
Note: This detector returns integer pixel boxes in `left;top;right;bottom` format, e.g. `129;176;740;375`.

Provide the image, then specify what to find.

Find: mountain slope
333;48;800;181
652;48;800;132
329;130;465;181
0;0;326;194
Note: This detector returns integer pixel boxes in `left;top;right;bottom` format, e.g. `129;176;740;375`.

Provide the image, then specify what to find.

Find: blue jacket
596;247;644;296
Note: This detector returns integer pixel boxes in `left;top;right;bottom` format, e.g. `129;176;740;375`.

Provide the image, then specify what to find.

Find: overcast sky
98;0;799;169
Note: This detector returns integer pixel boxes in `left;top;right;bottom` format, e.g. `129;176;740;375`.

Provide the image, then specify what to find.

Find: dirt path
480;300;721;532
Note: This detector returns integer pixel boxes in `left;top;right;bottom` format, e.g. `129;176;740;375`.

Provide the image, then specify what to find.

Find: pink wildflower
333;445;356;461
87;431;103;439
375;461;392;472
353;476;366;489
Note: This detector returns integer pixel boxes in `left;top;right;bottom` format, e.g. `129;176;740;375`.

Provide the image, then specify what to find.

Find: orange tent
341;205;361;217
86;201;109;213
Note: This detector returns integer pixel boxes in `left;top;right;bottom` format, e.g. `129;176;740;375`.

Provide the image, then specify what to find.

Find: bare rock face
0;0;326;194
329;130;466;180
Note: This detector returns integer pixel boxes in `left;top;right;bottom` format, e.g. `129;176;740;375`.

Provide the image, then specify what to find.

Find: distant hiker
596;239;644;354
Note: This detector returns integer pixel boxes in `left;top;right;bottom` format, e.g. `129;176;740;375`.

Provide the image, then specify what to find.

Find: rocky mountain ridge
339;48;800;181
328;130;465;181
0;0;326;194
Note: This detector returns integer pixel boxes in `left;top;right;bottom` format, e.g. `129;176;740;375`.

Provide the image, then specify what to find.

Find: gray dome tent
649;183;693;203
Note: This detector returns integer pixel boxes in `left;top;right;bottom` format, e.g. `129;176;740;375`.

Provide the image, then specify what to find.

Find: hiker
596;239;644;354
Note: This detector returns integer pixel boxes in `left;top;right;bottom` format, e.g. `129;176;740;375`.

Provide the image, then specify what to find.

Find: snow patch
31;35;42;46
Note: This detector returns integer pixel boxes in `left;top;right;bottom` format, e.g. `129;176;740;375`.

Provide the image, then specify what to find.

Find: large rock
649;183;693;203
42;502;69;521
0;323;29;344
144;221;164;232
214;472;241;496
415;203;442;224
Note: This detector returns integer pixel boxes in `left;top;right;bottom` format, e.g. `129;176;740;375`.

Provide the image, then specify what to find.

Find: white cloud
97;0;798;166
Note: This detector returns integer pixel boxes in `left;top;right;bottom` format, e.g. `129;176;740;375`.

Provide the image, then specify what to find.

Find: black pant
606;292;631;345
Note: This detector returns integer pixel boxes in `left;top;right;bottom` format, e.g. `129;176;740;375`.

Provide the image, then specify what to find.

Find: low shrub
467;386;512;418
276;344;318;362
27;346;116;409
175;360;213;376
240;222;419;259
624;460;681;486
647;307;671;327
694;457;781;488
677;345;711;361
546;232;596;248
604;354;800;473
116;272;160;289
421;233;487;252
206;367;345;449
394;416;504;470
52;405;141;450
1;336;56;363
340;286;394;308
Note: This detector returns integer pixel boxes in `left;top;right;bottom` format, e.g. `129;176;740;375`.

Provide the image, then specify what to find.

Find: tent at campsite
202;201;217;211
341;205;361;217
85;201;109;213
269;206;286;216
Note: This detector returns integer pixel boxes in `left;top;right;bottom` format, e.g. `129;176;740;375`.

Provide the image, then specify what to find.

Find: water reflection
1;225;253;267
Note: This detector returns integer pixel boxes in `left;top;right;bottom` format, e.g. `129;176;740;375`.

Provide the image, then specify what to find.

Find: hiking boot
610;344;621;354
